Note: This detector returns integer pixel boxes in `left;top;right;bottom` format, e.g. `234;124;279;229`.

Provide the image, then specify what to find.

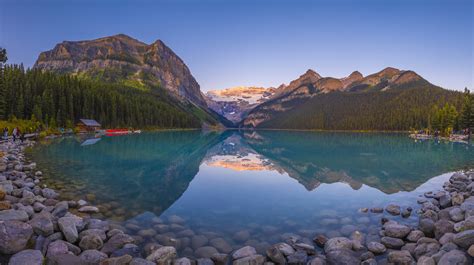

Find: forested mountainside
30;34;233;128
240;67;466;131
0;65;203;128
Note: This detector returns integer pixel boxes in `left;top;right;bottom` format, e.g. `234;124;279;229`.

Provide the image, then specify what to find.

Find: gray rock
453;229;474;248
79;234;104;250
274;243;295;256
406;230;424;242
46;240;69;260
78;206;99;213
384;223;411;238
414;242;440;259
79;249;108;265
197;258;214;265
0;209;29;221
367;241;386;254
438;249;472;265
233;246;257;260
210;237;233;253
51;201;68;218
419;218;435;238
266;245;286;264
387;250;415;264
0;220;33;254
434;219;454;239
101;232;134;255
195;246;219;259
211;253;229;265
8;249;44;265
381;236;405;249
146;246;177;265
287;250;307;265
192;235;209;249
233;230;251;242
233;254;265;265
87;219;110;231
326;249;359;265
111;244;141;258
41;188;58;199
58;216;79;243
324;237;352;253
385;204;401;215
79;228;107;241
449;207;465;222
29;211;54;236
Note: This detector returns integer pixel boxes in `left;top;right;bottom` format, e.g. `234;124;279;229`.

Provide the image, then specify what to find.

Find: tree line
0;63;201;130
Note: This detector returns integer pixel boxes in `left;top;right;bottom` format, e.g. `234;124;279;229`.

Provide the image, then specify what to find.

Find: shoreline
0;139;473;264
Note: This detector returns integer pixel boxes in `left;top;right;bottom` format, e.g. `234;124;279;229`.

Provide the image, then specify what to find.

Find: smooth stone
233;230;251;242
381;236;405;249
29;211;54;236
41;188;58;199
468;245;474;257
197;258;214;265
8;249;44;265
111;244;141;258
211;253;229;265
232;246;257;260
407;230;424;242
367;241;386;254
324;237;352;253
453;229;474;249
46;240;69;260
419;218;435;238
438;249;472;265
312;235;328;247
434;219;454;239
79;234;104;250
79;249;108;265
210;237;233;253
414;242;440;259
387;250;415;264
0;220;33;254
58;216;79;243
370;207;383;213
79;206;100;213
417;256;435;265
192;235;209;249
266;245;286;264
439;233;455;245
0;209;29;221
174;257;192;265
101;233;135;254
385;204;401;215
51;201;69;218
146;246;177;265
196;246;219;259
274;243;295;256
79;228;107;241
384;223;411;238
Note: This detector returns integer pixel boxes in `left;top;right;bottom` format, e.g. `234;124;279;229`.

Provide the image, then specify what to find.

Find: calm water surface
29;131;474;257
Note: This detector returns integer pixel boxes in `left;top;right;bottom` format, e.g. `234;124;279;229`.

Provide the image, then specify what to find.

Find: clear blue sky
1;0;472;91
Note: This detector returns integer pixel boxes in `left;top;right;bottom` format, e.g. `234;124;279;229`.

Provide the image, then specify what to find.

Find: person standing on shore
2;127;8;140
12;127;17;142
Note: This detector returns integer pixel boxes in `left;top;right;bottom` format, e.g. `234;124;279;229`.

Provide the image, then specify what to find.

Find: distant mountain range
32;34;463;130
207;67;462;130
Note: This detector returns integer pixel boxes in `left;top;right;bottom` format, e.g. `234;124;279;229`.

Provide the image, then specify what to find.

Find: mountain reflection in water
30;131;473;221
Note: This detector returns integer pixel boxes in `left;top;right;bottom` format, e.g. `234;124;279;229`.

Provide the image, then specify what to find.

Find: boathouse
77;119;101;132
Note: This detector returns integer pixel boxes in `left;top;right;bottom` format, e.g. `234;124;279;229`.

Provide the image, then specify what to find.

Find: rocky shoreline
1;139;473;265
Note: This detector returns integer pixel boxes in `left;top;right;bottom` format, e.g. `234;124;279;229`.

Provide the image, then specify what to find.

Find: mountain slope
241;68;463;130
34;34;207;107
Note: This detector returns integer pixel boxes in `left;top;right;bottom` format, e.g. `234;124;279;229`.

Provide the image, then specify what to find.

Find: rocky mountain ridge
34;34;208;108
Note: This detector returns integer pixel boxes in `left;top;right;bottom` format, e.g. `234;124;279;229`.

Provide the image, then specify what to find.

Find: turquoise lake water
29;131;474;257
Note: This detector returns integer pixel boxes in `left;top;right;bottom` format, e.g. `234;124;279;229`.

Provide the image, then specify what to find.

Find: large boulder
79;249;108;265
438;249;472;265
367;241;386;254
0;209;29;222
101;233;134;255
0;220;33;254
384;223;411;238
324;237;352;253
58;216;79;243
387;250;415;264
232;246;257;260
29;211;54;236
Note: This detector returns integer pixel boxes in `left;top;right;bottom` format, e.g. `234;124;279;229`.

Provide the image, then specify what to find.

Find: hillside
240;68;464;130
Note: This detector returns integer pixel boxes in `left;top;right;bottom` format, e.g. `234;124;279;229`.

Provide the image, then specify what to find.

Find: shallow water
29;131;474;257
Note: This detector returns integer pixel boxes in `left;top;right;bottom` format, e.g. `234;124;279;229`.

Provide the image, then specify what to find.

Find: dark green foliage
460;88;474;130
252;86;463;131
0;47;7;119
0;64;202;128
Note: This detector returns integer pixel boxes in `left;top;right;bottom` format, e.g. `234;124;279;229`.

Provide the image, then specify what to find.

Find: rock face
34;34;207;108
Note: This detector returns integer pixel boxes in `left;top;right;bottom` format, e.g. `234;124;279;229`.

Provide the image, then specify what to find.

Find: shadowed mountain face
29;131;473;219
34;34;207;108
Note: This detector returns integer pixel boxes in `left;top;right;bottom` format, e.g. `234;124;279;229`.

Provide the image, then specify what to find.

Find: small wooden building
76;119;101;132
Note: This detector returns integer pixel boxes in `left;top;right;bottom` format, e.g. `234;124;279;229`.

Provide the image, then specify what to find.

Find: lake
29;131;474;257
